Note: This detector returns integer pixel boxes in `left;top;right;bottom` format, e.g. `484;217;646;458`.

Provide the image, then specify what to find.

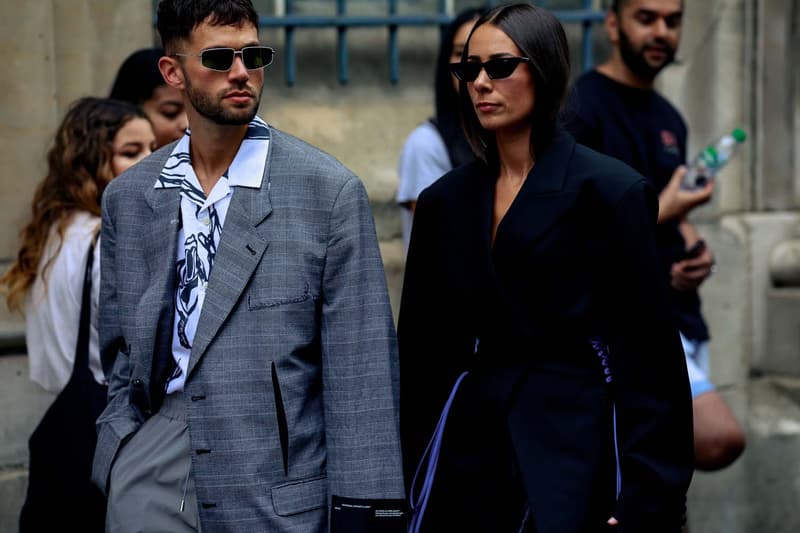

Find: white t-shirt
396;121;451;252
25;211;105;393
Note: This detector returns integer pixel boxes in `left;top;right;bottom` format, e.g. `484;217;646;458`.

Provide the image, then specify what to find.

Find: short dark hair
610;0;685;15
157;0;260;53
459;3;570;165
109;48;166;105
610;0;628;15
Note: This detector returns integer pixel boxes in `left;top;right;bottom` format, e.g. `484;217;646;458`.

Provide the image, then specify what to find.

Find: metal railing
164;1;606;86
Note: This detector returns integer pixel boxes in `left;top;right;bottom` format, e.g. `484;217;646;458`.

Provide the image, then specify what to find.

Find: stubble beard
618;26;676;82
185;76;262;126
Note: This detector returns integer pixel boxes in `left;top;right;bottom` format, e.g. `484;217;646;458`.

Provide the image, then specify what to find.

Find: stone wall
1;0;799;531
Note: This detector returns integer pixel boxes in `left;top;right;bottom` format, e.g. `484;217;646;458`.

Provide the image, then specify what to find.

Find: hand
657;166;714;223
608;516;619;528
671;242;715;291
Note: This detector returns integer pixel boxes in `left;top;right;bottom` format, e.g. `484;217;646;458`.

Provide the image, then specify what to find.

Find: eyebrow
466;52;519;60
634;8;683;18
118;141;146;150
203;41;261;50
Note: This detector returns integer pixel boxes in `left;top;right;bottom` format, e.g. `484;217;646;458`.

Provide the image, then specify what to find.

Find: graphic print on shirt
169;175;225;386
157;150;191;189
660;129;680;157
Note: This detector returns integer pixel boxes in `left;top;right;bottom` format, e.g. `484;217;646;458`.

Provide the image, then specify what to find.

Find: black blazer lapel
492;128;578;258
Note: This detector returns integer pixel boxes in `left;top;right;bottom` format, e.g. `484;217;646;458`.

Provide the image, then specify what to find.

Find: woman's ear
159;56;185;91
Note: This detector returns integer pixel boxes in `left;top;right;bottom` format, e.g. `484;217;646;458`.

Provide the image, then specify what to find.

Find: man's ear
159;56;186;91
605;11;620;45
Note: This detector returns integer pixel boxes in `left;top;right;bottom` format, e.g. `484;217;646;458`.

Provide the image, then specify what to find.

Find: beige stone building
0;1;798;531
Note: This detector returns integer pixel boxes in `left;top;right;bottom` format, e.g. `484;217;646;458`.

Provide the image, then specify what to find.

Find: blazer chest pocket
271;475;328;516
248;282;317;311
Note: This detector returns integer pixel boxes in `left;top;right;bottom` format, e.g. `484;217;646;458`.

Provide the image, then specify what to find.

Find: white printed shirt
155;116;270;393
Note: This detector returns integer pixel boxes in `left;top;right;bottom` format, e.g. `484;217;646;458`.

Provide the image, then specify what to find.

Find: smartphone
683;239;706;260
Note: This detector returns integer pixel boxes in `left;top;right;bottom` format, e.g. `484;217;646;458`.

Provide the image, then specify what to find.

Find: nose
228;55;250;81
653;17;669;37
470;67;492;92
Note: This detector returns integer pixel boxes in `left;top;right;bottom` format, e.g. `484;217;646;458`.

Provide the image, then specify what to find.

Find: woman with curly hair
1;96;155;393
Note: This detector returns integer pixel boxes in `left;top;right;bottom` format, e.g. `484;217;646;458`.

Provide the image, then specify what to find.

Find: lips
224;90;254;103
644;46;671;60
475;102;499;112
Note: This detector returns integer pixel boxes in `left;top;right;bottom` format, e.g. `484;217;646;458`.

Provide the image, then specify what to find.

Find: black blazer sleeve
608;179;694;531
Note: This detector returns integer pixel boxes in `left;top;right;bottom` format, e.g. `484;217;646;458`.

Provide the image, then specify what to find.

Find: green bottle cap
732;128;747;143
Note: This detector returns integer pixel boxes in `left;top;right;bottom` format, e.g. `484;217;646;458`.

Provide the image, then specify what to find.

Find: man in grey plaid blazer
92;1;404;531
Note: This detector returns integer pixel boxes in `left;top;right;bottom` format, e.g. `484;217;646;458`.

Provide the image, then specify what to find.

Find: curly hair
0;97;145;312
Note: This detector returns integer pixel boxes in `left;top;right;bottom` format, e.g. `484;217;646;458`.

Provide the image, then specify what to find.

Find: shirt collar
155;115;270;190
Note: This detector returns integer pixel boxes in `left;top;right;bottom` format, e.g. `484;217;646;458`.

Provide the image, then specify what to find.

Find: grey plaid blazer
92;128;404;532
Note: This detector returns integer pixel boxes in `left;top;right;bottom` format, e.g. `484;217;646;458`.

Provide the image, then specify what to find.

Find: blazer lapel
492;127;578;256
140;184;181;386
187;183;272;377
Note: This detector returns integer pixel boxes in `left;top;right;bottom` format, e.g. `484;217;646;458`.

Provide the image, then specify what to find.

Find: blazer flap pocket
271;474;328;516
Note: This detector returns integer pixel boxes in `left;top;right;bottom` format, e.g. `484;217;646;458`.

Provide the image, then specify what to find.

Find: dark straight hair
433;6;487;168
459;3;570;166
109;48;166;105
157;0;260;53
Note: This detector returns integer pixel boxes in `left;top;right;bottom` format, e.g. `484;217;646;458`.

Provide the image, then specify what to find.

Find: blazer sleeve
319;176;406;508
91;187;143;495
608;179;694;532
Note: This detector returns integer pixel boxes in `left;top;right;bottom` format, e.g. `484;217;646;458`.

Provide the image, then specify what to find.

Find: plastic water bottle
681;128;747;190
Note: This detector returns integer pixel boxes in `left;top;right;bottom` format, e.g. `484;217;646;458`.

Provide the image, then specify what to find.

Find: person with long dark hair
110;47;188;148
399;4;693;532
396;7;485;251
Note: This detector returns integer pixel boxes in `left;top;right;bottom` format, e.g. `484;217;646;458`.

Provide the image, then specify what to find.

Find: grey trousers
106;392;200;533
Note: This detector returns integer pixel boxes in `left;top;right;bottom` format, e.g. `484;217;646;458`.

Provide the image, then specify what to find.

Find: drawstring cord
409;371;469;533
180;466;191;512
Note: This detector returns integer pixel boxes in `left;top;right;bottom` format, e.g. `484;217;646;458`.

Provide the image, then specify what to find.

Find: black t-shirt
563;70;709;341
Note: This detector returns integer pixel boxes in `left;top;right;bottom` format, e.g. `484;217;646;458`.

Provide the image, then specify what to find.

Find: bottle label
700;147;719;169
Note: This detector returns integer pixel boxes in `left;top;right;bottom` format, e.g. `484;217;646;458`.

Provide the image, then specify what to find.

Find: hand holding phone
683;239;706;260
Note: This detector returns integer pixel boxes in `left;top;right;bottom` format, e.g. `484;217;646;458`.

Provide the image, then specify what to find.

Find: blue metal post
284;0;296;86
337;0;348;85
388;0;399;84
582;0;595;72
437;0;448;42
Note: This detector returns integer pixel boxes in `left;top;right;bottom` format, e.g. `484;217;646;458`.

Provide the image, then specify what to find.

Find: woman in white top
1;97;155;393
396;7;485;252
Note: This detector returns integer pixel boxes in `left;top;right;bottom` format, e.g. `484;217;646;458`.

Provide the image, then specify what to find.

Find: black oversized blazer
398;128;693;533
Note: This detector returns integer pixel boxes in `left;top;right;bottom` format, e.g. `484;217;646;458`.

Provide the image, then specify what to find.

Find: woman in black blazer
398;4;693;532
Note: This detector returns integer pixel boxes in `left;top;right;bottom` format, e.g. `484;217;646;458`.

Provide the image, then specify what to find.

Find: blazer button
132;378;143;387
